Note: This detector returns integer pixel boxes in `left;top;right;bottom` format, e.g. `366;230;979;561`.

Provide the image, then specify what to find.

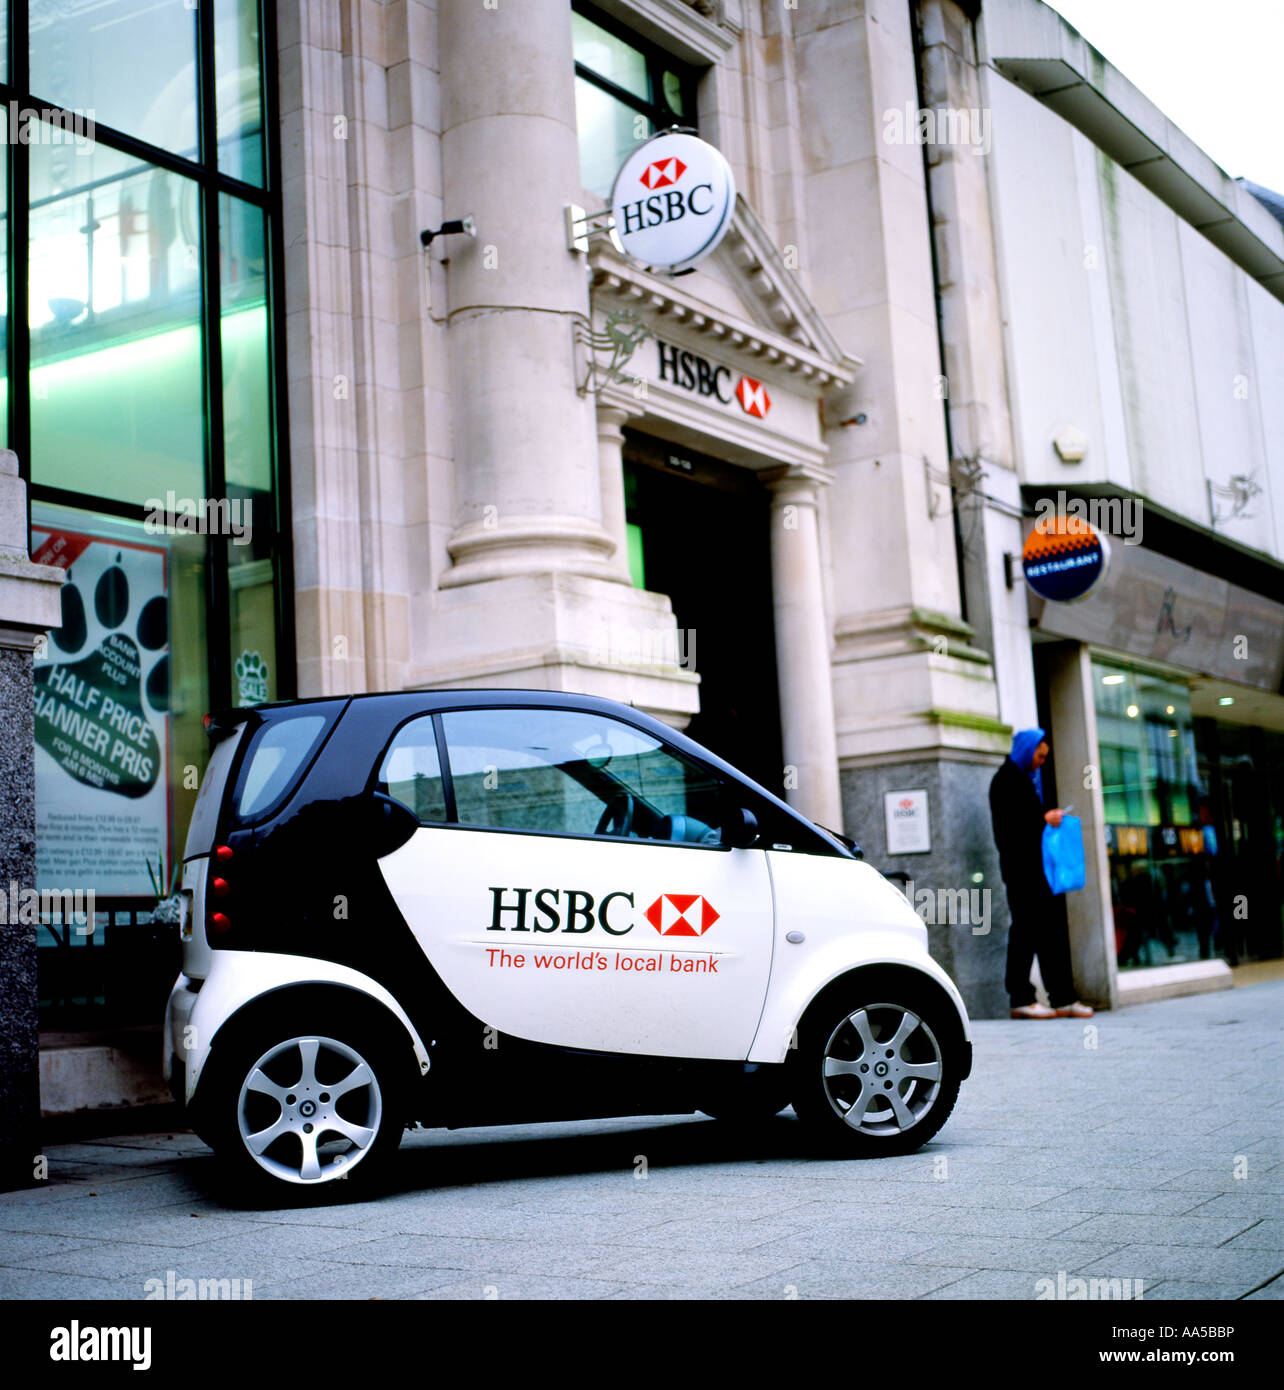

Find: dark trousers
1004;881;1077;1008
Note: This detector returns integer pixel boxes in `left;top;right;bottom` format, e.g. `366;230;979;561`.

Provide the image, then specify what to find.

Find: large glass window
10;1;288;1027
30;0;199;158
1095;661;1208;969
29;134;204;508
572;3;698;197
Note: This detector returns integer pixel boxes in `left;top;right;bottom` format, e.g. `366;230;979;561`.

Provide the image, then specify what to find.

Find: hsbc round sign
610;130;736;274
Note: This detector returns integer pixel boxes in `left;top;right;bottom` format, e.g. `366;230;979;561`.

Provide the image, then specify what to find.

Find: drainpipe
909;0;971;628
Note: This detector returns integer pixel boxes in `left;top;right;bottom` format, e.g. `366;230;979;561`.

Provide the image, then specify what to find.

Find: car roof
217;688;855;857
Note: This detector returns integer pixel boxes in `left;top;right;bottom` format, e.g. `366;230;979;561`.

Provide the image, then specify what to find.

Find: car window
377;716;448;822
235;715;327;821
438;707;731;844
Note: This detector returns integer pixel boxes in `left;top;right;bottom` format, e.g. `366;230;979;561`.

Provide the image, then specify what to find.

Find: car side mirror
721;805;759;850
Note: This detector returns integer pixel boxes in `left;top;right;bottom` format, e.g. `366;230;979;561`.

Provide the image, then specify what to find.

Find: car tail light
207;845;235;942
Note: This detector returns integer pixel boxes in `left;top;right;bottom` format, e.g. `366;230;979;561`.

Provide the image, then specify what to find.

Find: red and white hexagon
640;157;687;190
643;893;720;937
735;377;771;418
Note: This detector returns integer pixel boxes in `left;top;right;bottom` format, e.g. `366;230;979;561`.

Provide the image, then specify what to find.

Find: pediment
588;194;861;391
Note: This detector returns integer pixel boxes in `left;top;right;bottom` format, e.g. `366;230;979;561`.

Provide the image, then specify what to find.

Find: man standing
990;728;1093;1019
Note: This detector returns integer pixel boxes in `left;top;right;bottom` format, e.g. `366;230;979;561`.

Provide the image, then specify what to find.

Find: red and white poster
32;526;172;898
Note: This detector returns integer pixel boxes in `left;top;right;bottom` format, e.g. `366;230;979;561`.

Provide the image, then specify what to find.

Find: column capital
595;403;633;437
761;462;835;501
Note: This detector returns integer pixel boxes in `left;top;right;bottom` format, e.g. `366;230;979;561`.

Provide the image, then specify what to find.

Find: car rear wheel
791;984;961;1156
209;1022;405;1199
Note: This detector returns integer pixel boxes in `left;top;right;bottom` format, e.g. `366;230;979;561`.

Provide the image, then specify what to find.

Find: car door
375;705;775;1060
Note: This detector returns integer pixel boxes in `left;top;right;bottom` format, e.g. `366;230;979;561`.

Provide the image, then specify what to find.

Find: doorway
623;430;784;795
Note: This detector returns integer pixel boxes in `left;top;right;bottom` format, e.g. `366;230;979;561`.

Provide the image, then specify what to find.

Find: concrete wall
979;7;1284;562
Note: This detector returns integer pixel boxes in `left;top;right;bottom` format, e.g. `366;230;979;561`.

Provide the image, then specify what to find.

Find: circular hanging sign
610;130;736;274
1022;513;1110;602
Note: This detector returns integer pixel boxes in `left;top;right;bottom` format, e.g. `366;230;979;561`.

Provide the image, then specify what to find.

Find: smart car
165;689;971;1196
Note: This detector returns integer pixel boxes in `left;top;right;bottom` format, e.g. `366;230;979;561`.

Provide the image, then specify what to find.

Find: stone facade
273;0;1284;1016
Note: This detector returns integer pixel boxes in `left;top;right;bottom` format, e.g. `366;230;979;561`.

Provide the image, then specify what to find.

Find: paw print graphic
235;650;270;706
34;551;167;797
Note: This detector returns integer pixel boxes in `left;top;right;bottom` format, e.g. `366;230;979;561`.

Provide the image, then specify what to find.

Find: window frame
572;0;700;145
6;0;295;715
370;704;742;852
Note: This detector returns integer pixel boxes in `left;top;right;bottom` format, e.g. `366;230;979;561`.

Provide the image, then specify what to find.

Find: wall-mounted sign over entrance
1022;514;1109;602
611;130;736;274
656;340;773;419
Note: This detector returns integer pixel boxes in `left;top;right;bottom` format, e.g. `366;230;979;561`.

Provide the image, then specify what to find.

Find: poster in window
32;526;172;897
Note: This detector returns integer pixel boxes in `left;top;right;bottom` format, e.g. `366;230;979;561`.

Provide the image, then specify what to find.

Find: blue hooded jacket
1009;727;1046;801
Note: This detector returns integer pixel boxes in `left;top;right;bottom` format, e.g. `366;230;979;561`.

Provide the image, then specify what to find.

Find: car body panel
378;825;774;1059
747;853;971;1064
176;950;431;1104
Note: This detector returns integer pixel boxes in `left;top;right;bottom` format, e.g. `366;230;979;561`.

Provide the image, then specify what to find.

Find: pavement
1;979;1281;1301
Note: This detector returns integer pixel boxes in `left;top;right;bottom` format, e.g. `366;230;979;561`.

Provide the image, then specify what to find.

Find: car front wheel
791;984;961;1156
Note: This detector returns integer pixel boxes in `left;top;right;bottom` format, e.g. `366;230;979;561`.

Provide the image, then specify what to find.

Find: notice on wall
32;527;171;898
884;789;931;855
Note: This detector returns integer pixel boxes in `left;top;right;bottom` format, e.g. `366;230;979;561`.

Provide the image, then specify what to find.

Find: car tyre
790;978;961;1157
206;1009;407;1202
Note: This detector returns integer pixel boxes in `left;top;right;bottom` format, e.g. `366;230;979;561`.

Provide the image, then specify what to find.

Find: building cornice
588;200;861;391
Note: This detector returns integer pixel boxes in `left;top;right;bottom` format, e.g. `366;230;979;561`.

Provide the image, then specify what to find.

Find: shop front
1030;517;1284;1003
3;1;291;1084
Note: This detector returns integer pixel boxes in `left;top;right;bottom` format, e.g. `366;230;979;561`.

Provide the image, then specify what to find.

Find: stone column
1044;641;1118;1009
437;0;614;588
0;451;65;1191
764;465;842;829
596;404;633;583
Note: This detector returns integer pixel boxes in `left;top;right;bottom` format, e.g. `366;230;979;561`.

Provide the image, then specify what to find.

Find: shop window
29;134;205;509
30;0;200;159
11;3;289;1028
1094;662;1213;970
572;3;699;198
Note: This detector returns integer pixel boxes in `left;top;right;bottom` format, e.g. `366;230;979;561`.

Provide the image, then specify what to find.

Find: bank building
2;0;1281;1117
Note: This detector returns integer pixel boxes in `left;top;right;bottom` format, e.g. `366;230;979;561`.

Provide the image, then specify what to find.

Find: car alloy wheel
236;1035;384;1186
819;1002;943;1137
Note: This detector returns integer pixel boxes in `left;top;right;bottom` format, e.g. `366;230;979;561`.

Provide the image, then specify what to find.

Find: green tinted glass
572;12;648;100
216;0;265;185
29;133;204;509
575;76;651;198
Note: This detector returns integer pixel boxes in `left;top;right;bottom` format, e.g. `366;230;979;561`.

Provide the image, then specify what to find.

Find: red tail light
209;912;232;935
212;877;230;898
214;844;233;862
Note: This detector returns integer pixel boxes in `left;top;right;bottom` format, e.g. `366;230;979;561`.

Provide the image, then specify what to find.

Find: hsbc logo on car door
484;886;720;937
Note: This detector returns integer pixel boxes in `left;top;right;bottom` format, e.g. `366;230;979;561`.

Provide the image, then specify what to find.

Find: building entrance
623;431;784;796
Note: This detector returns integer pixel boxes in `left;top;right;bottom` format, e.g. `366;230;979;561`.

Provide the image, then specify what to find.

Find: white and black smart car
165;690;971;1196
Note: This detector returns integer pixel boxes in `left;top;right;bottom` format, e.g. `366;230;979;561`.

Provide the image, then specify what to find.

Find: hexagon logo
640;156;687;190
735;377;771;418
643;893;720;937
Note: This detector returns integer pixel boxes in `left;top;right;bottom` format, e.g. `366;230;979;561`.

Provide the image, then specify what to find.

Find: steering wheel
595;792;635;838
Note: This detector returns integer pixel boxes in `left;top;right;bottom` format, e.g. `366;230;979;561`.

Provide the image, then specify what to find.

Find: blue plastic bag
1043;813;1086;895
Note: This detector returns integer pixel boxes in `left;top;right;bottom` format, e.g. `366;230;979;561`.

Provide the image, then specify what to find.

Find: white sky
1045;0;1284;194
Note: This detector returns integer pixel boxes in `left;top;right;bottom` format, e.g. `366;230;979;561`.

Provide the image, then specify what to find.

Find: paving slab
1;978;1278;1300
